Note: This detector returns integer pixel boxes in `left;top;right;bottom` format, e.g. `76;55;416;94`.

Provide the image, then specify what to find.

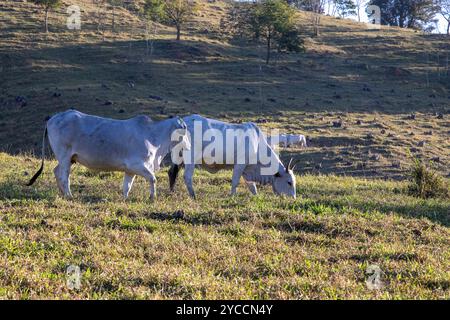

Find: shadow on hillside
1;37;449;157
300;195;450;227
308;136;369;147
2;38;445;108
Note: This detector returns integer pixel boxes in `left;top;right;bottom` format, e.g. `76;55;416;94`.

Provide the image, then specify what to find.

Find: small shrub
407;157;449;199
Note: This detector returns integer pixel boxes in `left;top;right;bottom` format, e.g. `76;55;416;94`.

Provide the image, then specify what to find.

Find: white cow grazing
168;115;296;199
286;134;307;148
27;110;190;200
268;134;307;148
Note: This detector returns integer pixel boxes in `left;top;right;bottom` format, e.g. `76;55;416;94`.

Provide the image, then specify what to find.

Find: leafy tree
248;0;304;64
31;0;62;33
333;0;357;17
368;0;440;30
144;0;165;22
144;0;197;40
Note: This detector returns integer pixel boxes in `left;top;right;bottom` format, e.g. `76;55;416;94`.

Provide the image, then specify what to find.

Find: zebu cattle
286;134;307;148
27;110;190;200
267;134;307;148
168;115;296;199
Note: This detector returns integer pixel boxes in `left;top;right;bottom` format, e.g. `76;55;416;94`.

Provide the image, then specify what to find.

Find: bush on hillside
407;157;449;199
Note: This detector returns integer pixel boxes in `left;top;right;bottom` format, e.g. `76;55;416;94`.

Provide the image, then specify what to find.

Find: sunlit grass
0;153;448;299
0;0;449;300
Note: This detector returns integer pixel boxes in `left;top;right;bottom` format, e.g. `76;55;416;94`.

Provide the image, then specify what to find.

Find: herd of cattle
27;110;308;200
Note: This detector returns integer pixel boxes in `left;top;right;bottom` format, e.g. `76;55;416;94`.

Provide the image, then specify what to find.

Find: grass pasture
0;0;449;299
0;153;449;299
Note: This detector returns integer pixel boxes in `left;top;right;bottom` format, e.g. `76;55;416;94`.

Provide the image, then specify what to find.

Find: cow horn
291;162;298;171
287;158;294;172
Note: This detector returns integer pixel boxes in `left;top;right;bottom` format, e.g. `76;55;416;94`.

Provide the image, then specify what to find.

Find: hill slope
0;0;449;178
0;0;449;300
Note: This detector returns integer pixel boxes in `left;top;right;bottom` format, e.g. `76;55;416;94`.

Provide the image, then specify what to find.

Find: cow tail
26;126;48;186
168;164;180;192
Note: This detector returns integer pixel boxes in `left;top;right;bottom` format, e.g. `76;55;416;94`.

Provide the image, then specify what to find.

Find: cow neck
147;119;177;158
246;163;285;186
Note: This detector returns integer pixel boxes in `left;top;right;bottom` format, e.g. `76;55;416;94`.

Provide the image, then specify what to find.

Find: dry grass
1;1;448;179
0;0;449;299
0;153;449;299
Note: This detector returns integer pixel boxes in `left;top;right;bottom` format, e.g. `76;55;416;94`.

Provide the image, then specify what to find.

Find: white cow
27;110;190;200
286;134;307;148
168;115;297;199
267;134;307;148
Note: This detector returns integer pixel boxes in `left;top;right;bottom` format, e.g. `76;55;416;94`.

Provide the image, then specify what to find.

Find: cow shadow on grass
0;179;117;204
144;211;225;226
0;180;58;202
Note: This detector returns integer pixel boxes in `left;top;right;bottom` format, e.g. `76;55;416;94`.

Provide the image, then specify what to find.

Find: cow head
272;159;297;198
174;117;191;151
170;117;191;165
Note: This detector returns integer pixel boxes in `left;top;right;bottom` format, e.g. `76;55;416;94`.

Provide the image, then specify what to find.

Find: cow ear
182;133;191;151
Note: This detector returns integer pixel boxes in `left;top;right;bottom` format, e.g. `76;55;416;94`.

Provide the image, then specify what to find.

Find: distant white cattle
268;134;307;148
27;110;190;200
168;115;296;199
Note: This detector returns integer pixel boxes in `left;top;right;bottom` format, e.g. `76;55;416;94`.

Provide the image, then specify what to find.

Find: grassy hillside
0;153;449;299
1;0;449;178
0;0;449;299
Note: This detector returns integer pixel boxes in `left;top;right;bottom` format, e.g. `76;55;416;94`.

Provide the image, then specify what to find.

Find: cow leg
245;181;258;195
135;165;157;201
123;173;136;200
57;160;73;199
149;174;156;200
183;164;196;199
231;165;246;196
52;145;73;198
144;172;157;201
53;165;64;195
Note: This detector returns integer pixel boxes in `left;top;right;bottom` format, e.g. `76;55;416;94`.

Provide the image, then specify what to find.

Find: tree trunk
447;21;450;35
96;4;101;33
112;6;115;33
357;2;361;23
266;33;271;65
45;7;49;33
176;24;181;40
313;14;320;37
145;21;149;56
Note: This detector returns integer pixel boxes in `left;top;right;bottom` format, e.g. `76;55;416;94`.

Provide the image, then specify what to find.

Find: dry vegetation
0;0;449;299
0;153;449;299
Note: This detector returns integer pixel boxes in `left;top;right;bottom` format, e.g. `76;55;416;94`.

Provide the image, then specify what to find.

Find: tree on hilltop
240;0;304;64
144;0;198;40
31;0;62;33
